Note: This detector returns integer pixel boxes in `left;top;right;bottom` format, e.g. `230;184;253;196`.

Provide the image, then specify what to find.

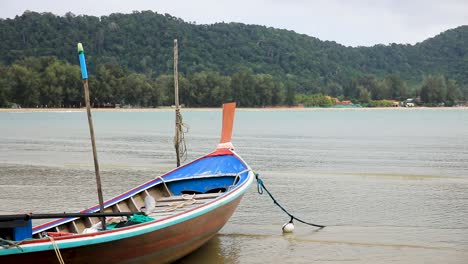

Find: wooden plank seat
34;193;224;236
156;193;222;203
148;192;223;219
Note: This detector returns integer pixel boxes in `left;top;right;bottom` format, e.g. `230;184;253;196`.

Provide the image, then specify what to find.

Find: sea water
0;108;467;263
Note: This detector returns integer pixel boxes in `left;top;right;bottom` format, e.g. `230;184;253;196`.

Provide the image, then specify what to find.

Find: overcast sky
1;0;467;47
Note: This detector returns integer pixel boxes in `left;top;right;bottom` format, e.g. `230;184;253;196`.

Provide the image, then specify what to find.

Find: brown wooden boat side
1;194;244;264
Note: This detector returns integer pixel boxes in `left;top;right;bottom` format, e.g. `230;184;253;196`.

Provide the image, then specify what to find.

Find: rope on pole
173;39;188;167
174;108;188;165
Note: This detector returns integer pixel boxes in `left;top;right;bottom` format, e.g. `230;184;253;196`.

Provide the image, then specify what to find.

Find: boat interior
30;174;240;239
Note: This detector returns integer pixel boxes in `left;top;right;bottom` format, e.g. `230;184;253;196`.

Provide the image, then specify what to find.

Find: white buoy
282;221;295;233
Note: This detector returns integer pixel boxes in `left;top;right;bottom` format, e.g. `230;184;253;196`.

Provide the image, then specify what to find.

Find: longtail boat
0;102;254;263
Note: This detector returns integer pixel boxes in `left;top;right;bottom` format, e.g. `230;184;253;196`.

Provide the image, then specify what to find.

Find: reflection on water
216;226;468;264
1;109;467;263
175;235;239;264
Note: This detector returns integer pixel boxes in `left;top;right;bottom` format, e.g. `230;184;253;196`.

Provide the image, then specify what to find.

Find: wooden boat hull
1;148;254;263
1;195;243;264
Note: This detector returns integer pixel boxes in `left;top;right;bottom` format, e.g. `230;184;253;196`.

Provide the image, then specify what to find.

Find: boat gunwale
33;149;247;233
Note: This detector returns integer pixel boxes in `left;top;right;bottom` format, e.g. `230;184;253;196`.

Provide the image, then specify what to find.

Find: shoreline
1;106;467;112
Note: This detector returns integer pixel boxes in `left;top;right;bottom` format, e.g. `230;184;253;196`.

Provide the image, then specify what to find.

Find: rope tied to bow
48;236;65;264
256;173;325;229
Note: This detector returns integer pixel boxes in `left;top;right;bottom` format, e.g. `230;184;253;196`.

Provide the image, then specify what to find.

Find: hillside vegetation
0;11;466;107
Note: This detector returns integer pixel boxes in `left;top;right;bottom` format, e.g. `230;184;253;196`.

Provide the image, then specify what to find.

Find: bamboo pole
174;39;180;113
78;43;106;230
174;39;181;167
0;212;143;222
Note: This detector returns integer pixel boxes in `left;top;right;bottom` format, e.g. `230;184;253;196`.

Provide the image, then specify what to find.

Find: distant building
337;100;352;105
405;98;415;107
329;97;363;108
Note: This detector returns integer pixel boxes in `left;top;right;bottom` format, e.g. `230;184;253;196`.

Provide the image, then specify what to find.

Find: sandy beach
0;106;467;113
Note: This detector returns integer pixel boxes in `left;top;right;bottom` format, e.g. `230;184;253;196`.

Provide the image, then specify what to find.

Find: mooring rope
255;173;325;229
48;236;65;264
0;238;24;251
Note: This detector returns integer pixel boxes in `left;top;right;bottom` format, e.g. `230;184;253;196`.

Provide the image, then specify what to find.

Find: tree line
0;56;290;108
1;11;467;99
0;56;464;108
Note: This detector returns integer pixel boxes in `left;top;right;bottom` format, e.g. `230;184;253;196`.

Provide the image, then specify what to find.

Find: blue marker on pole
77;43;88;79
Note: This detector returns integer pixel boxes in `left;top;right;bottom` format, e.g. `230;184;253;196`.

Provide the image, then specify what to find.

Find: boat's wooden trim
129;197;139;211
30;184;225;236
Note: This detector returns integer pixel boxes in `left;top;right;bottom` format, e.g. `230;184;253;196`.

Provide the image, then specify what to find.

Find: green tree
253;74;275;106
94;64;126;105
0;64;11;107
156;74;175;106
445;79;462;106
295;93;334;107
326;82;343;97
231;68;255;107
122;73;155;107
271;79;285;106
204;71;231;106
41;59;68;107
355;75;389;100
284;74;298;106
60;64;83;107
368;100;393;107
384;74;408;100
419;75;446;105
8;64;40;107
358;86;371;103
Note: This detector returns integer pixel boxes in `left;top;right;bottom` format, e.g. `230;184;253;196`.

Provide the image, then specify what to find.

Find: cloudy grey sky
1;0;467;47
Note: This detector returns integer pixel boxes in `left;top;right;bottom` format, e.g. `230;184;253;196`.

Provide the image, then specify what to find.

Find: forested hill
1;11;467;86
0;11;467;108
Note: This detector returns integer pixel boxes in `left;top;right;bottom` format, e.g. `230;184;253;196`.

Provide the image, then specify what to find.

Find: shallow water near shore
1;108;467;263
